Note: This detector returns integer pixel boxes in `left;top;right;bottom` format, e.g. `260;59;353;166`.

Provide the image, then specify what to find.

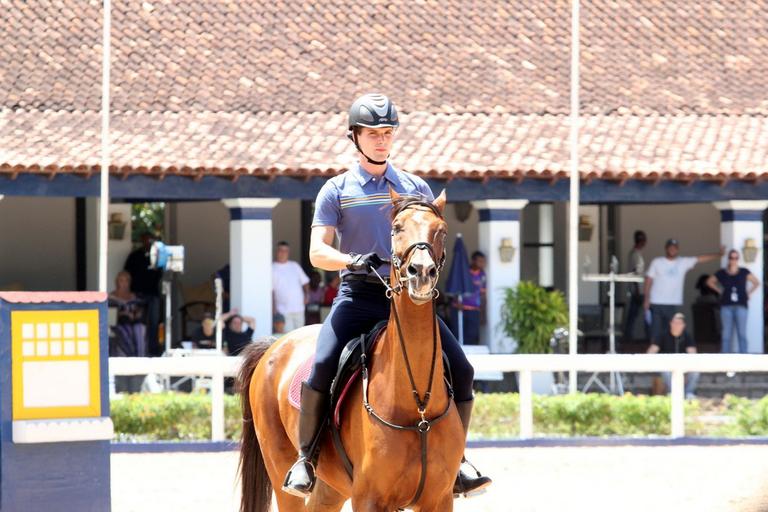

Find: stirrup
281;456;317;498
453;457;492;498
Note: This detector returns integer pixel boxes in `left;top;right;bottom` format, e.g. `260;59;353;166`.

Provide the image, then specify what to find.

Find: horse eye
393;225;403;233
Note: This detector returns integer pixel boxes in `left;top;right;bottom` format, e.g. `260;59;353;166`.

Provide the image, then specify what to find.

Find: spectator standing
305;271;325;325
707;249;761;353
647;313;700;399
221;309;255;355
272;241;310;332
124;233;162;355
623;230;648;342
643;239;722;344
450;251;487;345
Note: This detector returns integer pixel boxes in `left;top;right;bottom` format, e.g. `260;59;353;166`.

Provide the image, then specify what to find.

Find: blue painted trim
229;207;272;221
111;441;239;453
4;173;768;204
111;436;768;453
478;209;521;222
720;210;765;222
467;437;768;448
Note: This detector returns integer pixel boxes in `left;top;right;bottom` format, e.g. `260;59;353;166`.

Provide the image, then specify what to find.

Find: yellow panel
12;309;101;420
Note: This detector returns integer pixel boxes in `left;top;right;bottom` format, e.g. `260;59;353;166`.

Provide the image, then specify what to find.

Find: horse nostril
428;267;437;278
407;265;418;276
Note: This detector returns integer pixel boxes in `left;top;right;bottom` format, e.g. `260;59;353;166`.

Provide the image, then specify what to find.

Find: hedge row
109;392;768;441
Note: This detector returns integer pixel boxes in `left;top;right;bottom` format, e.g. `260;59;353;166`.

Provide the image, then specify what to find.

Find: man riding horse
282;93;492;498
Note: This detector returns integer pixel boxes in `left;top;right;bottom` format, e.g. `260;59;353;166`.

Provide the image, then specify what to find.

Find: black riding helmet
347;93;399;165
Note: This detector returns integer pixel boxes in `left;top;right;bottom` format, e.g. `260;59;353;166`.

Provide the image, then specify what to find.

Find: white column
471;199;529;352
222;198;281;339
713;201;768;353
539;203;554;288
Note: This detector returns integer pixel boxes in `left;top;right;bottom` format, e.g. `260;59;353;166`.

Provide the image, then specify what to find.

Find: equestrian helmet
348;93;399;133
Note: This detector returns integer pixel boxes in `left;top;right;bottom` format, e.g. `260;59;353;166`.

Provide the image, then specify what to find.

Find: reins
360;200;453;507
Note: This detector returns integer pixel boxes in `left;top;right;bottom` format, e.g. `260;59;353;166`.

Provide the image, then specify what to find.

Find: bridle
363;200;453;507
372;201;447;299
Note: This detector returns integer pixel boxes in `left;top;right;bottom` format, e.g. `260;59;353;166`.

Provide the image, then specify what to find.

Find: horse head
388;188;448;305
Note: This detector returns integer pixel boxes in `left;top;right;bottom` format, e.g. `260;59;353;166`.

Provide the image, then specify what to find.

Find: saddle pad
288;355;315;410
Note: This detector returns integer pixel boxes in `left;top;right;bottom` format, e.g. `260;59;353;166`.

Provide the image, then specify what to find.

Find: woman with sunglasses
707;250;761;353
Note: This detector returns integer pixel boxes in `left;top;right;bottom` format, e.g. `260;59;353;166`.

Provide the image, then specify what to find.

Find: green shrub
723;394;768;436
108;391;765;441
500;282;568;353
110;392;241;441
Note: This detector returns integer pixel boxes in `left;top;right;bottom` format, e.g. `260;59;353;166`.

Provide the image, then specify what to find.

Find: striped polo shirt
312;163;434;278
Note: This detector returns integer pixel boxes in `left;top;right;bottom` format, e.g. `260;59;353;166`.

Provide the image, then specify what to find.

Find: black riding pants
307;280;475;402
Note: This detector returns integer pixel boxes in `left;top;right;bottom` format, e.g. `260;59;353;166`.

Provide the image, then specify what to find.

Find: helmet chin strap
352;131;388;165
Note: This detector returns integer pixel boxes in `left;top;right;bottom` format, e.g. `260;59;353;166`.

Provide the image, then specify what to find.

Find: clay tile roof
1;1;767;183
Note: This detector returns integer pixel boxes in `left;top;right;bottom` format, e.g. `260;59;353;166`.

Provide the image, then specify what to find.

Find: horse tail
237;341;273;512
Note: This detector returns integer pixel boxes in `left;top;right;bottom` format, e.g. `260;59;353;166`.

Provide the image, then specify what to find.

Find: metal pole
568;0;581;393
163;280;172;354
457;295;464;345
98;0;111;293
214;277;224;352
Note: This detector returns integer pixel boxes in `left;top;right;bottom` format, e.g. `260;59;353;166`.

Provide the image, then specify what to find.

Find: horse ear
433;190;447;214
389;186;402;203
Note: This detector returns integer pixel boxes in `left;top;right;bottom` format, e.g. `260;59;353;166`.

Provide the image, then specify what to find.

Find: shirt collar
354;163;400;186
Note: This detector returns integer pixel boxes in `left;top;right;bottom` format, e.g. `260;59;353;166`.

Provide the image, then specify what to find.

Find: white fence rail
109;354;768;441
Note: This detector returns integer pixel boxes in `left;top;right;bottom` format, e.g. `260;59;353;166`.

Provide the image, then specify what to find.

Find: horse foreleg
306;479;346;512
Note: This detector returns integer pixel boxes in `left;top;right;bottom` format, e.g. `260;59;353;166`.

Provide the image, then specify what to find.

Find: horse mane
391;195;444;221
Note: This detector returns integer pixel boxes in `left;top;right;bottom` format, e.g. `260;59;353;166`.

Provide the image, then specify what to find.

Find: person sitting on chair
646;312;700;399
282;93;490;498
221;309;255;356
190;313;216;348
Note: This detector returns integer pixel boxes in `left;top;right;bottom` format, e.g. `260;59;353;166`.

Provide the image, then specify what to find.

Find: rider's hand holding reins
346;252;384;272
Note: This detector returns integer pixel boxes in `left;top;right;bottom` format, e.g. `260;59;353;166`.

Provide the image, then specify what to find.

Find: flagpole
99;0;111;293
568;0;580;393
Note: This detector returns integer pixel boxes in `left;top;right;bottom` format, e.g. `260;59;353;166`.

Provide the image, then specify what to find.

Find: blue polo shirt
312;163;434;278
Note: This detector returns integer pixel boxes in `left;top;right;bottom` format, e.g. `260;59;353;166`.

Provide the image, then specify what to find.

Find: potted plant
501;281;568;393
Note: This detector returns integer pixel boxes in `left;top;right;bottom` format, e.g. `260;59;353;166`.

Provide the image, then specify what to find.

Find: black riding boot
282;382;328;498
453;399;492;497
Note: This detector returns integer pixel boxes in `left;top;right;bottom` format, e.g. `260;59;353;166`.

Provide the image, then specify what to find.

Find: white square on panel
36;341;48;357
22;360;90;407
76;322;89;338
22;324;34;339
77;341;89;356
63;323;75;338
36;323;48;340
49;340;62;356
49;323;62;338
63;340;76;356
22;342;35;357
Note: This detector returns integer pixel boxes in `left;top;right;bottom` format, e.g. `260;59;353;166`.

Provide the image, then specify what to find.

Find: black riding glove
346;252;384;273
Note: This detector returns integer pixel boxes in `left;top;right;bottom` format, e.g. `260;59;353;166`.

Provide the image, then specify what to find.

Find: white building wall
85;200;134;292
174;199;303;289
175;201;230;287
0;197;76;291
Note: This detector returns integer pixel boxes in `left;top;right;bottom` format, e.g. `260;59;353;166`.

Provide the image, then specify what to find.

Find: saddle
288;320;388;424
287;320;453;479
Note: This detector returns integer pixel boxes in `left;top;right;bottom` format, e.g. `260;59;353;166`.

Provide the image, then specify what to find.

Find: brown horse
238;189;463;511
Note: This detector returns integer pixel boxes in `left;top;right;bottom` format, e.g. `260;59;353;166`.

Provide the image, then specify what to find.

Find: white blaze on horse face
397;209;444;305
